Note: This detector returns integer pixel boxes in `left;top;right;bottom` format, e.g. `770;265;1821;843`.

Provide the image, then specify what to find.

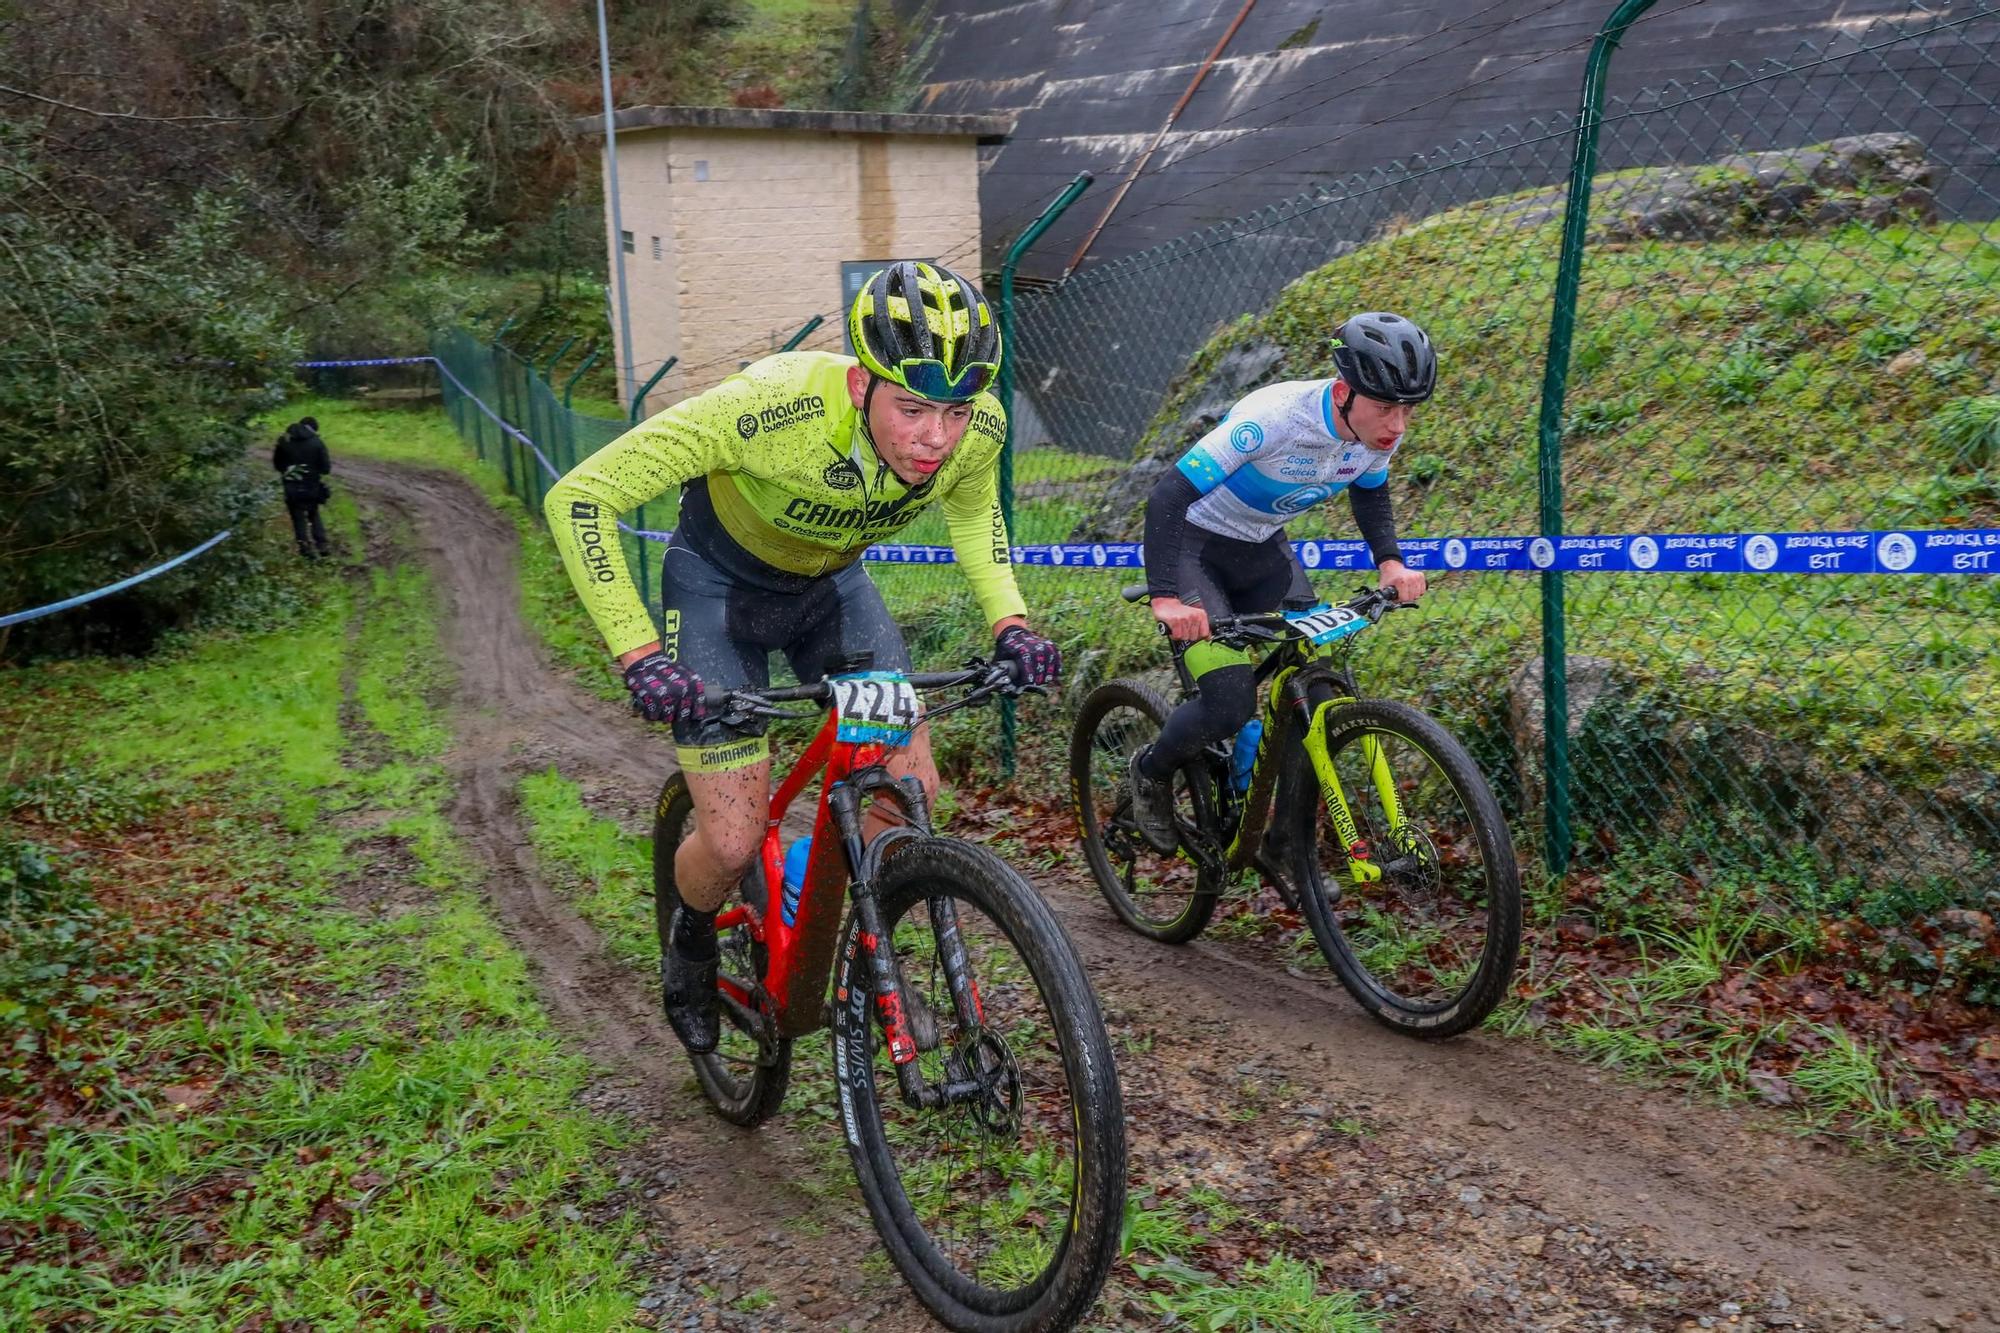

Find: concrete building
573;106;1011;410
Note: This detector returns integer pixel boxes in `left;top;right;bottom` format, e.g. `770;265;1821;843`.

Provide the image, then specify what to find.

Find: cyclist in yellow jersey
544;262;1061;1053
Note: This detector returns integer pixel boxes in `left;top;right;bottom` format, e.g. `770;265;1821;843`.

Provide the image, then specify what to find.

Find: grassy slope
1140;209;2000;777
0;486;642;1325
877;211;2000;827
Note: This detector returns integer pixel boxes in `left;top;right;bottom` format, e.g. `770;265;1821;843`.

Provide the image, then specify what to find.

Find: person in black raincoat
273;417;332;558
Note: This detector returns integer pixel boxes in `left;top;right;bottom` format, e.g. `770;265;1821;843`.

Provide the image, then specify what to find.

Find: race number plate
1283;604;1367;646
832;671;921;747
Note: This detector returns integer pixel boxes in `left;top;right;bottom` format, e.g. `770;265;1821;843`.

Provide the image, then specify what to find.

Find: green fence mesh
1000;2;1998;904
1554;3;2000;890
428;1;1998;929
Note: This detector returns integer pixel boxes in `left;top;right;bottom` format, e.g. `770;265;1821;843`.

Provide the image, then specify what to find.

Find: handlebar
1202;586;1413;649
701;659;1028;725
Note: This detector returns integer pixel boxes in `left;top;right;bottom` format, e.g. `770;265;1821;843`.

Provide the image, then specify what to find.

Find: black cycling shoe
661;913;720;1055
1127;747;1180;855
1254;839;1303;912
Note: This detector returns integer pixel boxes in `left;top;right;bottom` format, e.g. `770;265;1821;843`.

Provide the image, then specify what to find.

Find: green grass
1081;204;2000;836
1133;1252;1387;1332
1490;831;1997;1176
517;768;658;971
672;0;858;107
0;500;645;1328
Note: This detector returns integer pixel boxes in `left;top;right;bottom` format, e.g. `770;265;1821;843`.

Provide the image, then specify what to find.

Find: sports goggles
896;358;999;402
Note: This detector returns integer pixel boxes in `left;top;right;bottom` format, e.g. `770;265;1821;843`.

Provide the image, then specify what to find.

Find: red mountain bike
652;659;1125;1333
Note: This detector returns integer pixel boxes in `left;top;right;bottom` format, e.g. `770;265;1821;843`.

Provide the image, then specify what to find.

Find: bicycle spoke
867;896;1079;1292
1077;687;1215;939
1314;726;1495;1007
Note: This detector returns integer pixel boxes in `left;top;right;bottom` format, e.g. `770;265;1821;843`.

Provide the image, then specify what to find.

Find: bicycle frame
712;711;924;1040
706;700;997;1114
1173;622;1412;886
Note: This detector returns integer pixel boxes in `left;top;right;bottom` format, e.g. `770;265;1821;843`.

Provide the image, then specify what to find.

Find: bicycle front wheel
1070;678;1220;944
1287;697;1522;1038
833;838;1125;1333
652;773;793;1126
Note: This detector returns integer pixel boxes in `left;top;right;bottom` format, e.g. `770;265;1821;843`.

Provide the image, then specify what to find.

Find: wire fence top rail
0;531;235;629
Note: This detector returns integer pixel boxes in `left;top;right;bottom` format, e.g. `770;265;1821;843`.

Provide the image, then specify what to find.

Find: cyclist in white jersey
1128;312;1436;853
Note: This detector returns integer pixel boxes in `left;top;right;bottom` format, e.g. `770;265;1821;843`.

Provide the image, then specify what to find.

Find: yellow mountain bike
1070;587;1521;1038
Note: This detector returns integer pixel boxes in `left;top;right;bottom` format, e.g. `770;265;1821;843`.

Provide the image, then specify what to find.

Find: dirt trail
346;459;2000;1332
345;460;927;1331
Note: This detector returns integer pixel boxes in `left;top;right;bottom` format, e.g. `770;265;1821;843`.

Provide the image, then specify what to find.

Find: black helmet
847;261;1002;402
1331;312;1436;404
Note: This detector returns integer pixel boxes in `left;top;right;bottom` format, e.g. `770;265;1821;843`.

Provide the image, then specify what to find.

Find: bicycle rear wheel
834;837;1125;1333
1069;679;1220;944
652;774;792;1125
1287;696;1522;1038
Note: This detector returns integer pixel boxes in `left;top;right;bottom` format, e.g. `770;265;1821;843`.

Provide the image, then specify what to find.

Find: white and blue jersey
1175;379;1399;543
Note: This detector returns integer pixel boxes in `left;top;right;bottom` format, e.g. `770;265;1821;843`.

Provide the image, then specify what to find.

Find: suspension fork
1358;731;1409;844
1299;693;1386;886
831;774;983;1112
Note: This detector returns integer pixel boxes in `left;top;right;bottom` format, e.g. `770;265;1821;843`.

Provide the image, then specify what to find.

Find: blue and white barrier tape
1;531;235;629
608;530;2000;574
305;358;2000;578
782;529;2000;575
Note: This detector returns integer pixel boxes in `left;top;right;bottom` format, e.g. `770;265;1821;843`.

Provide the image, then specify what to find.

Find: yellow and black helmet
847;261;1002;403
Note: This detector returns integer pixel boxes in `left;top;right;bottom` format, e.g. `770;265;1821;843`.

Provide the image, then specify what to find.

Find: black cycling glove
623;651;705;725
994;625;1062;691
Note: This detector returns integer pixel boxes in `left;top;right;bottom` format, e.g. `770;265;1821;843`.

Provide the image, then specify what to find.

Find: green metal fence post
994;171;1094;777
630;357;678;424
779;314;826;352
1535;0;1659;876
544;336;579;377
562;346;601;409
499;351;520;495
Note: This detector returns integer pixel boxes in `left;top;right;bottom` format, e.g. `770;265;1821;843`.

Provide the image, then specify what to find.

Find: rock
1517;1233;1547;1257
1069;338;1288;542
1508;653;1622;812
1597;133;1941;243
1938;909;1994;939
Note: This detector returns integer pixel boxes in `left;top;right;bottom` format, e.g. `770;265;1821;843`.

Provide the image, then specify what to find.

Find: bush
0;131;303;657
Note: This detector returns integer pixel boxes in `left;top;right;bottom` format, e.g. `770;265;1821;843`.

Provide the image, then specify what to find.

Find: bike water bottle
781;836;812;926
1230;719;1263;793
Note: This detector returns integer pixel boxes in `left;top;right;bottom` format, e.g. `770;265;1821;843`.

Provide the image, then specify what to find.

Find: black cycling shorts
659;536;910;768
1177;529;1312;679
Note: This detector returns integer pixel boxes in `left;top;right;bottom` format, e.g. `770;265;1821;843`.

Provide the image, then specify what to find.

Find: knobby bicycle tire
652;773;794;1126
1287;695;1522;1038
1070;678;1221;944
832;837;1126;1333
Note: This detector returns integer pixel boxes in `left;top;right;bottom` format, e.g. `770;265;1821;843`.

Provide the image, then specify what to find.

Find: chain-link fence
1552;1;1999;892
1000;1;1998;921
426;0;1996;934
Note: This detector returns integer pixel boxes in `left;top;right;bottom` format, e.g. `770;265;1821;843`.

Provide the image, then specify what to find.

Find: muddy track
344;460;928;1331
344;459;1999;1332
